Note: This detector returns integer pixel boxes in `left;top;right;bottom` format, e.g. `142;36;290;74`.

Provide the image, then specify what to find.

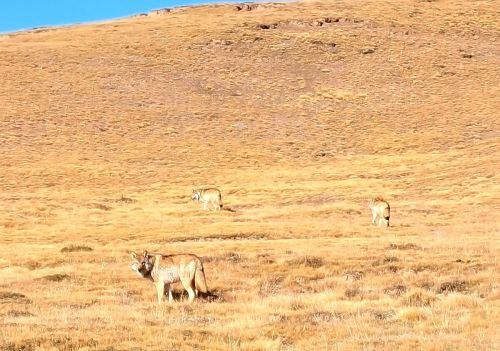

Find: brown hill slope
0;1;499;350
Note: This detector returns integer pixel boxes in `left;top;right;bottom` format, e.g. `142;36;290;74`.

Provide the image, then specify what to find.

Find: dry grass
0;0;499;350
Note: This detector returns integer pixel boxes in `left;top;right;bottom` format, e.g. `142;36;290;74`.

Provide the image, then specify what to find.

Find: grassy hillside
0;0;499;350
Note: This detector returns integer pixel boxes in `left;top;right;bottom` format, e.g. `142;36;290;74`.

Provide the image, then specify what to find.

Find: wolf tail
383;206;390;220
383;205;390;227
195;261;209;294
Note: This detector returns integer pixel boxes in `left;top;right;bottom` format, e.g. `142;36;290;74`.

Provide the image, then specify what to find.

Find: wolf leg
166;284;173;303
180;275;196;302
186;286;195;302
155;282;165;304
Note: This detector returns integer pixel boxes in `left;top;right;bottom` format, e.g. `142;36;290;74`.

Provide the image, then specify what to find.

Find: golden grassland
0;0;499;350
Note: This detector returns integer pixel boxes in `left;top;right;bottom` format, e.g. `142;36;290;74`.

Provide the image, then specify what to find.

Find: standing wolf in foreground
191;188;223;211
369;197;390;227
130;250;209;304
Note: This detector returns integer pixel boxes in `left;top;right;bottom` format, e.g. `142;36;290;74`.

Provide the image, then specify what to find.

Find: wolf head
130;250;154;278
191;189;201;201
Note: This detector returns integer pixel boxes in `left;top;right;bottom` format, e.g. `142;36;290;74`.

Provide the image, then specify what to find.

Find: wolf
130;250;209;304
369;197;390;227
191;188;223;211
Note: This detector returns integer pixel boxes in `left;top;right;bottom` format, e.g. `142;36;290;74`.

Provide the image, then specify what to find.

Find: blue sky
0;0;225;33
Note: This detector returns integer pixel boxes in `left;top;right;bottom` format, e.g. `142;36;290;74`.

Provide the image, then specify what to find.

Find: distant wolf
369;197;390;227
191;188;223;211
130;250;209;304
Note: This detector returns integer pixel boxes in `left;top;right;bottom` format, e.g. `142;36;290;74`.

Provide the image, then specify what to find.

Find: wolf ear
130;252;137;260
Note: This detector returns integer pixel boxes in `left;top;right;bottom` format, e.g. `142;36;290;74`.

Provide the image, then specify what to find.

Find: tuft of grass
344;270;364;281
372;310;395;320
307;311;342;324
288;256;324;268
438;280;469;294
115;195;137;203
383;256;399;263
344;287;361;299
223;251;243;263
387;243;421;250
5;310;34;317
60;245;93;253
259;276;284;297
0;292;30;304
40;273;71;282
397;307;431;322
91;203;112;211
401;289;436;307
384;284;407;297
372;256;400;267
1;341;36;351
23;260;42;270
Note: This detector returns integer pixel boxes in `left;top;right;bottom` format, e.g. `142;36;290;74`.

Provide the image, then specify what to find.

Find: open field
0;0;499;350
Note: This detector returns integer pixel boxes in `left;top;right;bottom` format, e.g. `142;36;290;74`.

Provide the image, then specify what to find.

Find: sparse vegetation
0;0;498;350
